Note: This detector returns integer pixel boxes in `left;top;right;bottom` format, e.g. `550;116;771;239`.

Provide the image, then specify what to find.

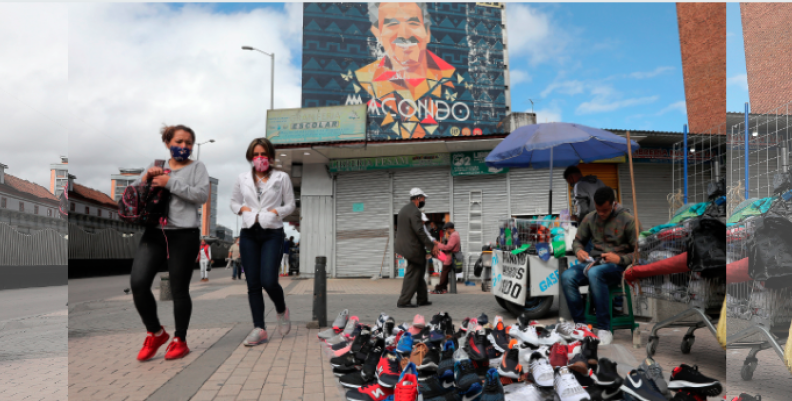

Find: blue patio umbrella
485;122;640;214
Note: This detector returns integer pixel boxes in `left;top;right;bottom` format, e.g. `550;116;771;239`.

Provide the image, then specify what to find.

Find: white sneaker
277;307;291;337
453;345;470;361
554;366;589;401
508;324;540;346
537;329;566;346
505;383;544;401
318;309;349;340
596;330;613;345
326;317;359;345
243;328;268;346
528;351;555;388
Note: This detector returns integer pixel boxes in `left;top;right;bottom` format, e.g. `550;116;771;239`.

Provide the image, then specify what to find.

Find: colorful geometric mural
302;3;509;141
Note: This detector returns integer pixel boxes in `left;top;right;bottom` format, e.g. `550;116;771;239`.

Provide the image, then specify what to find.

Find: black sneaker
496;348;523;379
582;336;600;366
477;313;489;327
728;394;761;401
620;370;666;401
464;330;489;362
670;391;701;401
418;374;454;398
472;359;490;379
419;346;441;372
487;319;510;353
437;340;456;388
482;368;505;399
597;383;623;400
667;364;722;396
440;312;455;338
571;369;595;388
592;358;623;388
332;364;359;377
339;368;376;389
454;360;484;399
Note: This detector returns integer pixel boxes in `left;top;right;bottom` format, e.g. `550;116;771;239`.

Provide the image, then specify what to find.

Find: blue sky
726;3;748;113
204;2;688;133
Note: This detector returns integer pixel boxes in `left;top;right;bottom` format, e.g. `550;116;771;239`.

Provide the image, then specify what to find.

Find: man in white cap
395;188;438;308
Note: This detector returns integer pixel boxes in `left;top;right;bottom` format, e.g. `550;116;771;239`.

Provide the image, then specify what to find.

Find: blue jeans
232;260;243;279
240;225;287;329
560;262;624;331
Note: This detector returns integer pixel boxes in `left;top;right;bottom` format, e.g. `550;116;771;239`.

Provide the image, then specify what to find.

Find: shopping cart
725;215;792;380
636;220;726;357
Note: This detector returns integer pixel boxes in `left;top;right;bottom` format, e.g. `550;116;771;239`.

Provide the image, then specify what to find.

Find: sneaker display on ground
549;342;568;368
418;345;440;371
581;337;600;366
242;327;267;347
527;351;555;388
567;353;589;376
376;351;404;388
667;364;722;396
334;364;360;378
537;329;566;346
437;340;456;388
464;330;489;362
340;344;382;388
638;357;668;396
599;384;623;400
329;320;362;346
508;324;540;346
472;359;490;379
671;390;707;401
320;308;349;340
137;327;170;361
394;362;419;401
729;394;761;401
596;329;613;345
566;341;582;360
454;360;484;400
504;383;543;401
164;337;190;360
487;316;510;353
408;314;426;335
345;382;394;401
620;370;666;401
396;332;414;355
277;307;291;337
402;342;428;371
570;368;595;388
592;358;623;388
417;373;454;399
553;366;589;401
481;368;505;401
477;313;490;327
496;348;523;380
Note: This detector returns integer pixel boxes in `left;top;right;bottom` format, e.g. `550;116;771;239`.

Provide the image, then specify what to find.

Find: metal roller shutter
335;171;391;277
619;163;674;230
510;168;569;216
453;175;508;256
392;168;451;214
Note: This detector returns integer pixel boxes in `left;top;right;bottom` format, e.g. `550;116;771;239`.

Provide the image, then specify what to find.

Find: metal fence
672;125;727;213
0;222;67;266
728;101;792;214
68;223;143;260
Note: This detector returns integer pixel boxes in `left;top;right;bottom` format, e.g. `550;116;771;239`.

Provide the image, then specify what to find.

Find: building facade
741;3;792;114
0;163;66;234
197;177;219;238
110;168;144;201
68;174;141;233
49;156;69;198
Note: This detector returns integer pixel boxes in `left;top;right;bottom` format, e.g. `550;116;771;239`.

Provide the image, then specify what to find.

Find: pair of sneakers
136;326;189;361
243;307;292;346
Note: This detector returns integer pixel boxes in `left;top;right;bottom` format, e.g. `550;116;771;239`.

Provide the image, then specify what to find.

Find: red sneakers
549;343;568;368
346;383;394;401
164;337;190;360
394;362;419;401
137;327;170;361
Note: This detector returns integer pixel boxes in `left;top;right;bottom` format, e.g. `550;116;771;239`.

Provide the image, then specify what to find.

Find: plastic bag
749;215;792;288
716;298;727;350
687;216;726;279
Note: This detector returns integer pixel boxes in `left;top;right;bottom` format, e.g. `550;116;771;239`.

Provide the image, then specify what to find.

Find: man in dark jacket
395;188;438;308
560;186;637;345
564;166;607;223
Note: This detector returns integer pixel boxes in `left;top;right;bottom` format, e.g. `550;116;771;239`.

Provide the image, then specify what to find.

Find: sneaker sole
496;368;521;379
619;385;660;401
592;374;622;387
667;380;722;396
243;340;267;346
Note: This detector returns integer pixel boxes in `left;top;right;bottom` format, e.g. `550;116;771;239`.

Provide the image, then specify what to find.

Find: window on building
85;206;89;215
56;171;67;178
47;209;52;217
70;202;75;212
19;203;24;213
98;209;102;217
1;197;5;208
34;205;39;215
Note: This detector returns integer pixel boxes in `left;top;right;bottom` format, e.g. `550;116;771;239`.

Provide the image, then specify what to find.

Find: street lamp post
241;46;275;110
195;139;215;161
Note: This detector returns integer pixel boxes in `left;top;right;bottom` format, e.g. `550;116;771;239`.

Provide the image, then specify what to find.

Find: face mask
170;146;192;161
418;201;426;209
252;156;270;172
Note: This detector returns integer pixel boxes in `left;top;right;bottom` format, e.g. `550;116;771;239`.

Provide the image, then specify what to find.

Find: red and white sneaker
549;343;569;368
567;341;582;360
394;362;419;401
164;337;190;360
376;351;404;388
137;326;170;361
345;382;394;401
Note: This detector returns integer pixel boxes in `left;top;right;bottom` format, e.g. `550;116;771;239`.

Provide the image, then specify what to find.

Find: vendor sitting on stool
560;186;637;345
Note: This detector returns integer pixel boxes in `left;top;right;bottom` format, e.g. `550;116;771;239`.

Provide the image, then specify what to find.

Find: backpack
118;160;171;226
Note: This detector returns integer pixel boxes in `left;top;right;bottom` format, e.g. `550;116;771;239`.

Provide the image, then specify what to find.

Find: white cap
421;213;429;222
410;188;428;198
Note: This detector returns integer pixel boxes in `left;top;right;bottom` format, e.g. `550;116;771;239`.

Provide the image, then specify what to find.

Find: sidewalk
67;273;726;401
0;286;68;401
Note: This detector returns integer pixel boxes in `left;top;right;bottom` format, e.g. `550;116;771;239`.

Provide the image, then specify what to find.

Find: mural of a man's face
371;3;431;72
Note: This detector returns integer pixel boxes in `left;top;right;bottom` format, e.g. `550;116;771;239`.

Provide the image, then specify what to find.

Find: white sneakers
527;351;555;388
326;317;359;345
596;330;614;345
554;366;590;401
508;324;540;346
318;309;349;340
537;329;567;346
277;307;291;337
243;327;268;346
505;384;544;401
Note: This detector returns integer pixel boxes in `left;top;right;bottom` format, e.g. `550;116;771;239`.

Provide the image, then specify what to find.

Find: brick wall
742;3;792;114
676;3;726;133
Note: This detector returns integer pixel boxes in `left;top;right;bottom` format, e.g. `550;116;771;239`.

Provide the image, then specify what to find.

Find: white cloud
629;66;674;79
534;108;562;124
541;80;585;97
509;70;532;85
68;3;304;237
657;101;687;116
727;74;749;91
577;96;659;114
0;4;68;191
506;4;569;66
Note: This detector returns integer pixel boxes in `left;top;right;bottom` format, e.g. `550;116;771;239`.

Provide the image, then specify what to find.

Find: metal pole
683;124;688;204
196;144;201;161
745;102;750;200
549;147;554;215
312;256;327;327
270;54;275;110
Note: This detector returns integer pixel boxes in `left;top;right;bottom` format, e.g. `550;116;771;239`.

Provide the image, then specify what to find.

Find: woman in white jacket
230;138;296;345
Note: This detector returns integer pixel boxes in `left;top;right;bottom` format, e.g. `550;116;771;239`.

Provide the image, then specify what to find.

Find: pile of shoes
318;309;723;401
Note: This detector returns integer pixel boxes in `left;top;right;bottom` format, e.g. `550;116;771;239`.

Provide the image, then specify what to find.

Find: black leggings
130;227;200;340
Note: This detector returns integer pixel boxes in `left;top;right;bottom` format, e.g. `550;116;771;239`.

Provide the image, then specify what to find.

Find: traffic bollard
449;265;457;294
312;256;327;328
159;273;172;301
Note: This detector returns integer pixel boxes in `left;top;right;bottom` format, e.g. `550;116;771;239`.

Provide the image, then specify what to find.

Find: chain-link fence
671;124;727;216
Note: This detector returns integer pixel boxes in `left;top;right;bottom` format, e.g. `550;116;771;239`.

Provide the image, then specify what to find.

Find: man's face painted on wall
371;3;431;72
